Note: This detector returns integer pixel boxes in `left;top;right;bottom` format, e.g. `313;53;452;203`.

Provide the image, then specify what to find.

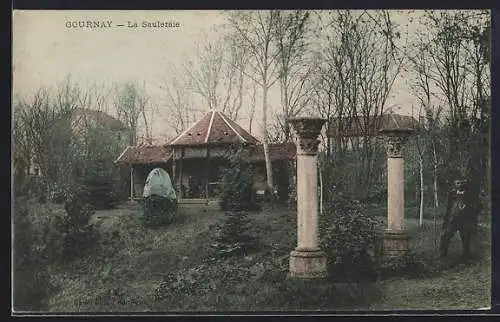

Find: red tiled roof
248;143;296;162
115;143;296;164
328;114;419;137
167;110;259;146
115;145;173;164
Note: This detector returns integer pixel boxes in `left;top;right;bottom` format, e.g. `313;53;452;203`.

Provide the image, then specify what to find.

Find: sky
13;10;446;144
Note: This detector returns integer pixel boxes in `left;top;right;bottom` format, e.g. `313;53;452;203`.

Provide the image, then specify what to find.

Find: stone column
289;118;327;278
379;128;413;258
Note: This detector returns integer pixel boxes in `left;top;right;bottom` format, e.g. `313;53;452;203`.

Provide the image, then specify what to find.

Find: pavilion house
326;113;419;152
115;144;173;201
115;110;296;204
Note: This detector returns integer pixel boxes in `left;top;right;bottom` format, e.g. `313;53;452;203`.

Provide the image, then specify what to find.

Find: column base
289;248;328;279
382;230;410;258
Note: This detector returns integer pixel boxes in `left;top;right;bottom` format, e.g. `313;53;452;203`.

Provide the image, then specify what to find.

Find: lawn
44;203;491;312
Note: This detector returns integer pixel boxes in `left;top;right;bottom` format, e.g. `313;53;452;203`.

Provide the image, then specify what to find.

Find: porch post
179;149;183;199
172;157;176;194
130;165;134;201
205;147;209;200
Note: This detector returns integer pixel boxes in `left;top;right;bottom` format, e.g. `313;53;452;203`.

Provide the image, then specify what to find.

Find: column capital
379;128;413;158
289;117;326;155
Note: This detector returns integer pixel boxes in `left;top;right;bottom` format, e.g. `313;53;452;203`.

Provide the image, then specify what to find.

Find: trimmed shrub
140;195;178;227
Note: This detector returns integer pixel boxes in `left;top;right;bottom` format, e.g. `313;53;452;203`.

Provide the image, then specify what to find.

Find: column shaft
296;154;318;250
387;157;405;232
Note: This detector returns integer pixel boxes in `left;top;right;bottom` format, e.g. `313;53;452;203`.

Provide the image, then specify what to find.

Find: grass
367;206;491;310
40;202;490;312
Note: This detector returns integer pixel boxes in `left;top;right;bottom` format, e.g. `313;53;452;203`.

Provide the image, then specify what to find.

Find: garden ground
44;203;491;312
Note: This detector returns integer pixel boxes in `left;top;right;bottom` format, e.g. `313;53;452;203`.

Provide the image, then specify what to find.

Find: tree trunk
262;84;274;190
432;149;438;245
432;147;439;209
319;161;323;216
282;79;291;142
142;108;151;144
419;156;424;227
248;83;257;134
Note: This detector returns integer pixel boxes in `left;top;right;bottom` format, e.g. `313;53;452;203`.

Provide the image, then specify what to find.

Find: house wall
173;157;228;199
327;135;385;152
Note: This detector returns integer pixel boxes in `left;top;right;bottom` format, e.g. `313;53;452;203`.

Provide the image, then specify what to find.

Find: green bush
319;190;382;281
15;176;49;203
212;211;258;258
49;183;71;203
140;195;178;227
79;173;121;210
219;146;259;212
58;194;101;260
13;197;54;311
13;193;100;310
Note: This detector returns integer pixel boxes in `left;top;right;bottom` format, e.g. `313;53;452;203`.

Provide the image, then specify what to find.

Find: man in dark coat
439;176;482;258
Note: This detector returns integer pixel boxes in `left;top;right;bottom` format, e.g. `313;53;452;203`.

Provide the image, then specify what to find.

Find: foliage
378;251;442;280
212;211;258;258
319;196;382;281
140;195;178;227
219;146;259;212
79;165;121;210
58;193;101;260
408;10;490;207
12;78;131;210
13;197;54;311
49;183;73;204
152;255;381;311
39;203;491;312
319;148;387;204
13;193;100;310
319;159;382;281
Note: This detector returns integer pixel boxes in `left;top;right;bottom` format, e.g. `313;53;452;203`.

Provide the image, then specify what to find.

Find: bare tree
312;10;406;197
114;81;150;145
159;69;201;135
408;41;447;224
226;10;281;191
184;40;224;112
248;81;258;134
14;77;85;192
410;9;490;197
184;36;249;122
273;10;312;142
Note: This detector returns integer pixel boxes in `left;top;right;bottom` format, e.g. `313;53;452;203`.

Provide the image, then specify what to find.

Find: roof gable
168;110;259;146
